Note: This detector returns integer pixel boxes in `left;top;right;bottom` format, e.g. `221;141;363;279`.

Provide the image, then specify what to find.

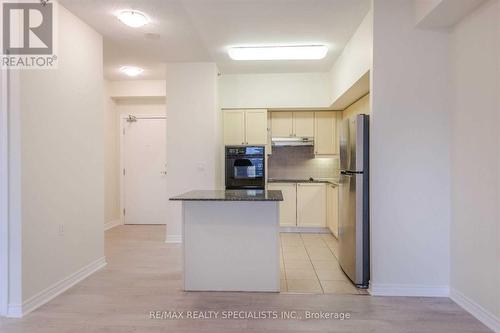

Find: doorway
121;115;167;225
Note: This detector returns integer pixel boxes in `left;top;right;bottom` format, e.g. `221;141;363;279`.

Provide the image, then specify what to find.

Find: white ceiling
60;0;370;80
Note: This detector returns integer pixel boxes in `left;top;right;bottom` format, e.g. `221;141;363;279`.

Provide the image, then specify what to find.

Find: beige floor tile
283;260;313;270
315;267;349;281
282;243;306;251
328;245;339;259
320;280;359;295
283;247;308;260
285;268;317;280
283;251;309;261
300;233;325;240
281;232;302;239
281;239;305;248
321;233;336;241
306;246;336;260
286;279;322;293
303;239;328;248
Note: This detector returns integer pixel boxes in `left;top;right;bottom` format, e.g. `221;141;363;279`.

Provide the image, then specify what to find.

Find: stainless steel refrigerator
338;114;369;288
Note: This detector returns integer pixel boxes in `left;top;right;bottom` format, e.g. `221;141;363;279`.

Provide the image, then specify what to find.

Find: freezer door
339;118;350;171
341;114;368;173
338;172;366;286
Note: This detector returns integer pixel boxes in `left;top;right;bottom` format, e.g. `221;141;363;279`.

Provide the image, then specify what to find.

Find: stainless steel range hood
271;137;314;147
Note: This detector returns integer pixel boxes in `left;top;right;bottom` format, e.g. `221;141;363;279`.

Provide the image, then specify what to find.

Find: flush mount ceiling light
117;10;150;28
228;45;328;61
120;66;144;77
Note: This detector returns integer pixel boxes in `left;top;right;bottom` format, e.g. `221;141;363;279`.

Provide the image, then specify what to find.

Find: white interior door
123;116;167;224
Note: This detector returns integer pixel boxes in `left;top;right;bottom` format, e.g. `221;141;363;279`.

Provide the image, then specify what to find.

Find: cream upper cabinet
223;110;246;145
271;111;314;137
293;112;314;137
326;184;339;238
245;109;268;145
271;112;293;137
296;183;326;227
223;109;267;145
268;183;297;227
314;111;339;155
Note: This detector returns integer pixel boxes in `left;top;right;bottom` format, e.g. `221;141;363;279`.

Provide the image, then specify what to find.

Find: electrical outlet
58;224;64;236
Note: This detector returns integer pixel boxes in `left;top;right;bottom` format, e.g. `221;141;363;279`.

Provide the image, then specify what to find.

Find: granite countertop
268;178;339;186
170;190;283;202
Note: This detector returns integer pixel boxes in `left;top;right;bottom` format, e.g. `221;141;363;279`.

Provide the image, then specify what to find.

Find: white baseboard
104;219;121;231
370;283;450;297
165;234;182;243
450;288;500;333
7;257;106;318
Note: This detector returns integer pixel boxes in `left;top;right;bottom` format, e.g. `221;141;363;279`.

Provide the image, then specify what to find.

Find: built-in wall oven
225;146;265;189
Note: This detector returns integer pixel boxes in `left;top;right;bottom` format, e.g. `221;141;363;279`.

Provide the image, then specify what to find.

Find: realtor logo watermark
1;0;58;68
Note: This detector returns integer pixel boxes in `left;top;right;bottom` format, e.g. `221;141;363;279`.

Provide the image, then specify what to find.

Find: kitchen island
170;189;283;292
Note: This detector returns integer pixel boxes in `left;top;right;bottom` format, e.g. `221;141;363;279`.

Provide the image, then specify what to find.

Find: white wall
449;0;500;327
6;3;105;315
219;72;331;109
103;82;120;227
329;11;372;106
165;63;221;242
108;80;166;98
370;0;451;295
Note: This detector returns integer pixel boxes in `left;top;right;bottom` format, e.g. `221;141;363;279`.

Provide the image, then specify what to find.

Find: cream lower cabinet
267;183;297;227
297;183;326;227
326;184;339;238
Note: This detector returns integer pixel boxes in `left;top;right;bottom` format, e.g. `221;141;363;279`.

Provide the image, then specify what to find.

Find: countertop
170;189;284;202
267;178;339;186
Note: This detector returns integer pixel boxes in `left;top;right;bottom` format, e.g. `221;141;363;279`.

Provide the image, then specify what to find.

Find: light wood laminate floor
0;225;491;333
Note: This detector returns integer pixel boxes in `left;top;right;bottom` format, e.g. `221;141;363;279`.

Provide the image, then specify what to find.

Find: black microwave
225;146;265;190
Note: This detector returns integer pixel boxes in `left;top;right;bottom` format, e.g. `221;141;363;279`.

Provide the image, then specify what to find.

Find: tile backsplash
268;146;339;180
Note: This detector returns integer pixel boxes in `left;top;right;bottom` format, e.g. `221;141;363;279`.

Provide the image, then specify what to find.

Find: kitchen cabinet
293;112;314;137
270;111;314;137
245;110;268;145
271;112;293;137
314;111;340;155
297;183;326;227
326;184;339;238
223;109;267;145
223;110;245;145
267;183;297;227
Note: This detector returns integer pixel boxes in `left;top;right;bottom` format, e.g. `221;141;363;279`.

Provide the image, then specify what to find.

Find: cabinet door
314;112;339;155
293;112;314;137
268;183;297;227
271;112;293;137
326;184;339;238
297;183;326;227
223;110;245;145
245;110;268;145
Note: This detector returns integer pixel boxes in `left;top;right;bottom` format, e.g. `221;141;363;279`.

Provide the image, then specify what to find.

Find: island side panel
183;201;280;292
